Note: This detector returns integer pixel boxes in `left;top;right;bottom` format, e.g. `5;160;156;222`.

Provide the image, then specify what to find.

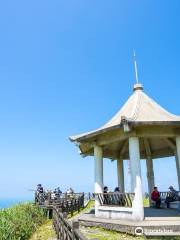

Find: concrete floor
144;207;180;218
78;207;180;236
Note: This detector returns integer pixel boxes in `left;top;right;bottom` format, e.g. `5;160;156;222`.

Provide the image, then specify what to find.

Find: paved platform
78;207;180;236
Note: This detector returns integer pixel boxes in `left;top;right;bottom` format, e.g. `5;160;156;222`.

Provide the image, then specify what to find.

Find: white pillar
117;158;124;192
129;137;141;191
176;136;180;190
94;145;103;216
129;137;144;221
175;153;180;191
94;145;103;193
146;156;155;196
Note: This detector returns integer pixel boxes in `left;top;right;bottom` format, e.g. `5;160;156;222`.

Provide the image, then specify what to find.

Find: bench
151;191;180;209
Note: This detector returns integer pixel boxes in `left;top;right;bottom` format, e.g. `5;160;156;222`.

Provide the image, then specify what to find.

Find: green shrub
0;203;46;240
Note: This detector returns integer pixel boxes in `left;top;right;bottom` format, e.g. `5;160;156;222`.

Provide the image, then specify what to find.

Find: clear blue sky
0;0;179;199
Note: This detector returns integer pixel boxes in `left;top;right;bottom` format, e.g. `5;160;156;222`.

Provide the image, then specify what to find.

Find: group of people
151;186;179;208
103;185;179;209
103;186;125;205
103;186;120;193
36;184;75;198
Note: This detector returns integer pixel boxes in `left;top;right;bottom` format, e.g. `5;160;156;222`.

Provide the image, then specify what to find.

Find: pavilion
70;80;180;221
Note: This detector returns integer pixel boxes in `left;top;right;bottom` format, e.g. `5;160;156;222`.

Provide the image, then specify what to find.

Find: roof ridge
129;90;142;121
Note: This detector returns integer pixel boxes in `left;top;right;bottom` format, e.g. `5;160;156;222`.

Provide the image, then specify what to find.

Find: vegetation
30;200;95;239
0;203;46;240
143;197;149;207
28;199;180;240
69;200;94;219
30;220;56;240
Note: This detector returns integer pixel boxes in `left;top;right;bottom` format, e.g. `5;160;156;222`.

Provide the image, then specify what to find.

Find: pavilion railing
94;193;135;207
159;192;171;199
159;191;180;200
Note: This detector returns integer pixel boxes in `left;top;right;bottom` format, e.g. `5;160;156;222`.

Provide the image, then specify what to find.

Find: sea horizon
0;197;33;209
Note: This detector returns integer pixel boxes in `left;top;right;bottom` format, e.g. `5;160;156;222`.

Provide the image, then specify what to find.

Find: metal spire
133;50;139;84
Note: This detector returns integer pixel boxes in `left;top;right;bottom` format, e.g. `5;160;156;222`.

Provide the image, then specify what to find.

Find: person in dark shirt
103;186;109;204
36;184;44;205
37;184;43;193
165;186;178;208
151;187;161;208
114;187;125;206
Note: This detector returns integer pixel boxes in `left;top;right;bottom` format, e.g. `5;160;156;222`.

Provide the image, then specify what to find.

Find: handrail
35;192;93;239
35;192;86;207
94;192;135;207
53;201;87;240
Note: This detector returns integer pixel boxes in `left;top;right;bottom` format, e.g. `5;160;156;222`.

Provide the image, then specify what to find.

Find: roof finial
133;50;143;91
133;50;139;84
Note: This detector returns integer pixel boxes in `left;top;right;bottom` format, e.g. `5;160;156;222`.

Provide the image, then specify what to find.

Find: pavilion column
94;145;103;216
175;153;180;191
146;156;155;197
117;158;124;192
175;137;180;190
129;137;144;221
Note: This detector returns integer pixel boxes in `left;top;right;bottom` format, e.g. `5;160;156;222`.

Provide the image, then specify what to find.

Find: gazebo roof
70;83;180;142
70;83;180;160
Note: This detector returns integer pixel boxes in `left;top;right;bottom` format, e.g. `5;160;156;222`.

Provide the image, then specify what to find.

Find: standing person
56;187;62;194
165;186;178;208
66;187;74;197
36;184;44;205
55;187;62;198
151;187;161;208
37;184;43;193
69;187;74;194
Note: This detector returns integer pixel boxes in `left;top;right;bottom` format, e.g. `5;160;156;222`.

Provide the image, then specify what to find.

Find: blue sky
0;0;180;199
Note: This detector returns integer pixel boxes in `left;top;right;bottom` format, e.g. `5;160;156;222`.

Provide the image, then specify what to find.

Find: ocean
0;198;33;209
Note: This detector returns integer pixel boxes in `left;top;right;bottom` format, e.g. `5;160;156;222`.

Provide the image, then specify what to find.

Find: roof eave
129;120;180;126
70;120;180;143
69;124;123;142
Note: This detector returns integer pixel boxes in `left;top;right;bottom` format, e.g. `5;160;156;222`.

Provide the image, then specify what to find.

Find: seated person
114;187;125;206
103;186;108;194
165;186;178;208
151;187;161;208
103;186;109;204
